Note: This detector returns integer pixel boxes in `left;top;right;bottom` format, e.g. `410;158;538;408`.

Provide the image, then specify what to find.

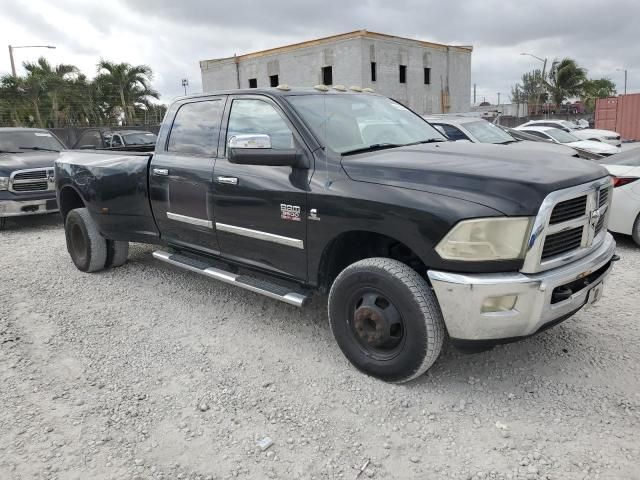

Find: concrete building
200;30;472;114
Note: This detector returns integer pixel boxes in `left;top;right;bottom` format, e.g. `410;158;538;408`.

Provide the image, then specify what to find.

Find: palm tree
95;60;159;124
545;58;587;108
23;57;79;127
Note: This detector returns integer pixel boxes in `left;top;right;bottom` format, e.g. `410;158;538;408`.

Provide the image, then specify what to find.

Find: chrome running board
152;250;310;307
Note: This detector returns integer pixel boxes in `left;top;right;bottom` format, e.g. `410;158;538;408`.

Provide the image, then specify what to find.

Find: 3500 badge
280;204;301;222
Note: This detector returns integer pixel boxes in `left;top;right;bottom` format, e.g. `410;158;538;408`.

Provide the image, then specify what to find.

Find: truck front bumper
427;233;616;342
0;197;59;218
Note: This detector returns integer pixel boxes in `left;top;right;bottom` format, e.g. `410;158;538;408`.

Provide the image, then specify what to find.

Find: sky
1;0;638;106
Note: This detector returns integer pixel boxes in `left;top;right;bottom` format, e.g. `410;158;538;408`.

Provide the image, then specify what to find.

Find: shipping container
596;93;640;141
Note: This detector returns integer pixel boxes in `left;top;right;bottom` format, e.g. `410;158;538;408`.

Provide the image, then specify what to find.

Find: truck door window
226;99;294;150
167;100;224;156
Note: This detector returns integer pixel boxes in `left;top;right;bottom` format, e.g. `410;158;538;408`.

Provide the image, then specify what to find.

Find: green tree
95;60;159;125
23;57;79;127
511;69;547;113
581;78;616;112
546;58;587;107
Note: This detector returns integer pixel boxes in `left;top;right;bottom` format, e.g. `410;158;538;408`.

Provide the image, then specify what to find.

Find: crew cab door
213;95;310;280
149;96;226;255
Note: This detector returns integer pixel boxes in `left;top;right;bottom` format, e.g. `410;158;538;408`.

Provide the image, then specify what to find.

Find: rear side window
167;100;223;156
77;130;102;148
523;130;549;140
436;124;469;141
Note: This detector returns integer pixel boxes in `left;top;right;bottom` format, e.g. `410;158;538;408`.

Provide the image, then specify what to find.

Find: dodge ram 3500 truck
55;87;617;383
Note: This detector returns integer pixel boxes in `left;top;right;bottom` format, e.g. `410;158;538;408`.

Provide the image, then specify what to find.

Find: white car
423;115;589;159
514;126;621;156
598;147;640;245
518;119;621;147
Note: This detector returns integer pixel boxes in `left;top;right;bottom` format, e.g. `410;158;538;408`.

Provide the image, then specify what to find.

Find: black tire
64;208;107;273
328;258;445;383
633;213;640;246
105;240;129;268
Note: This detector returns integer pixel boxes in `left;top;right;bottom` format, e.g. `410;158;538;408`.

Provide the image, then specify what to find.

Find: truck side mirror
228;134;307;168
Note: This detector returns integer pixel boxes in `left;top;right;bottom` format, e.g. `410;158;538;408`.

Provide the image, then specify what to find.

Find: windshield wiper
404;138;446;145
496;140;518;145
17;146;60;152
342;143;404;156
0;149;21;154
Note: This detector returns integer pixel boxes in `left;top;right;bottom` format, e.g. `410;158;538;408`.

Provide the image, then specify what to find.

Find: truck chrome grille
14;170;47;181
9;168;55;193
541;227;583;260
521;178;613;274
12;181;49;191
549;196;587;225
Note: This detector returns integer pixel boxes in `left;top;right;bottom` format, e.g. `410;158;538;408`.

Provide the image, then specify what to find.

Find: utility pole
520;52;547;116
8;45;56;77
497;92;501;106
181;78;189;96
617;69;628;95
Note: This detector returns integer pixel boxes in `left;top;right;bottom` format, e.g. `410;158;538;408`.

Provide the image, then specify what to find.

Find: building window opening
322;66;333;86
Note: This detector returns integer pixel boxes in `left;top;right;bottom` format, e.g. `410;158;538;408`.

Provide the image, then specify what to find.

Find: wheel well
318;231;427;291
59;187;85;220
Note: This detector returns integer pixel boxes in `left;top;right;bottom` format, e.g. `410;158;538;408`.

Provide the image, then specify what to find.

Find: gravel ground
1;214;639;480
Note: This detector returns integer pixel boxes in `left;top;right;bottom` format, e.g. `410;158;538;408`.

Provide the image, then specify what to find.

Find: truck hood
0;151;60;176
341;142;609;216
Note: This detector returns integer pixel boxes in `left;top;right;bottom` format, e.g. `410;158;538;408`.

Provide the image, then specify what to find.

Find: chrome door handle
216;176;238;185
152;168;169;176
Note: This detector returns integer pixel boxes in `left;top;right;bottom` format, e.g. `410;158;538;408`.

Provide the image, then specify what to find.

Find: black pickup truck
55;87;617;383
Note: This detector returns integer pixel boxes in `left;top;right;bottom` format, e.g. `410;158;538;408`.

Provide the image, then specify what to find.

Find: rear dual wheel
65;208;128;272
328;258;445;383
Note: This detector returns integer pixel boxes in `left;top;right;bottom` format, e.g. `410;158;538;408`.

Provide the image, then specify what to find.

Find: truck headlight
436;217;533;261
0;177;8;191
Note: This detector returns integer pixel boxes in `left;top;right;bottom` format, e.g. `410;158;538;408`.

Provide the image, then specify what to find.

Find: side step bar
152;250;310;307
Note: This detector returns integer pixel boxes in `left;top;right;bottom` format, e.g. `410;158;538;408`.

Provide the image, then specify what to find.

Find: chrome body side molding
167;212;213;229
216;222;304;249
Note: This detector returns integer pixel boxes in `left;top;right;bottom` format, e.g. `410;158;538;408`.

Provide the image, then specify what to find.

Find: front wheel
328;258;445;383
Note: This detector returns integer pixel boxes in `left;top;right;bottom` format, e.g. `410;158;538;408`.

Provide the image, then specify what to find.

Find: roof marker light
333;84;347;91
349;86;362;92
276;84;291;91
362;87;375;93
314;84;329;91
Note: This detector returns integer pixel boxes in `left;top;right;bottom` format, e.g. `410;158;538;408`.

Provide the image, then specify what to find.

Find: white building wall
200;35;471;114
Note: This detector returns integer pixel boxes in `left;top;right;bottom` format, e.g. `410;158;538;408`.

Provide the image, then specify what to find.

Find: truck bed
55;150;159;242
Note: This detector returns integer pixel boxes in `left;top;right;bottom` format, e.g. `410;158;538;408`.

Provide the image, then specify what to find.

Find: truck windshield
0;130;65;152
463;120;516;144
287;94;446;154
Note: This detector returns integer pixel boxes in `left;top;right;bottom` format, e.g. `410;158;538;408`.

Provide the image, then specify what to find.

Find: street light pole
520;52;547;116
8;45;56;76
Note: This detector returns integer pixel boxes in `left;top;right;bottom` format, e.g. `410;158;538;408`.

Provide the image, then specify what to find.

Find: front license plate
587;282;604;306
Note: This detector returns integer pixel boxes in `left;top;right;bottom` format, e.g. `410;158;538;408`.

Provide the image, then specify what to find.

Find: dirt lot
1;215;639;480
